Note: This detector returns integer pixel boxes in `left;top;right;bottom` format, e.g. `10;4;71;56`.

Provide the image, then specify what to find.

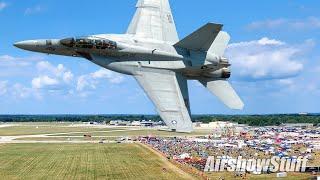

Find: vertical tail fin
127;0;179;44
174;23;245;110
174;23;223;51
173;23;230;56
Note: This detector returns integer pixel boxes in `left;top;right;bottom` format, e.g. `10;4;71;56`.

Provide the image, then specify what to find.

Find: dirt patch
138;143;199;180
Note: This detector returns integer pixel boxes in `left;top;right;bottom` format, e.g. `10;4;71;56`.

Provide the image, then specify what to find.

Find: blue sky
0;0;319;114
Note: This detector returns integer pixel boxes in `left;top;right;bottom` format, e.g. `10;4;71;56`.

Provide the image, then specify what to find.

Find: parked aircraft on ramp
14;0;244;132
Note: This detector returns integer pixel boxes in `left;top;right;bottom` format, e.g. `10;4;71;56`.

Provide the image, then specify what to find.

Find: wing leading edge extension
134;70;193;132
127;0;179;44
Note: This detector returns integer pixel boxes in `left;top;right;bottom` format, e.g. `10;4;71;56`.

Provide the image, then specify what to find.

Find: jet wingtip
229;101;245;110
175;126;194;133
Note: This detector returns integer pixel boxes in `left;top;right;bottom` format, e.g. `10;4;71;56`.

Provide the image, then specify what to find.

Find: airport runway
0;124;17;128
0;128;141;144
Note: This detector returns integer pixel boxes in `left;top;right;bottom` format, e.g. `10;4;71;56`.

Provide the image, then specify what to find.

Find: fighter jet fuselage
14;35;230;80
15;0;244;133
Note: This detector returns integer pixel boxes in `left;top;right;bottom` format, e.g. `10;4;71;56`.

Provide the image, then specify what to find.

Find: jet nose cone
13;41;23;48
13;40;36;50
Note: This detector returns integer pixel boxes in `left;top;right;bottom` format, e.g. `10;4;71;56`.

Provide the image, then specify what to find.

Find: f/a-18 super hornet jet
14;0;244;132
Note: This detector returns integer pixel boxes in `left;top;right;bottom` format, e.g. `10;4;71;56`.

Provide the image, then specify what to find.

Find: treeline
0;115;161;123
193;114;320;126
0;114;319;127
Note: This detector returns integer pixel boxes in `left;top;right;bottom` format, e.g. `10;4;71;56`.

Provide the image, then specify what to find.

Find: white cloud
278;79;294;86
0;56;124;99
247;17;320;30
77;76;95;91
36;61;74;84
0;81;7;96
77;69;124;91
25;5;44;15
11;83;36;99
226;37;306;80
63;71;74;83
91;69;124;84
36;61;53;71
91;69;113;79
257;37;285;46
0;2;7;11
0;56;76;98
0;55;45;77
0;55;40;67
32;76;59;89
0;82;41;99
229;37;285;48
36;61;67;76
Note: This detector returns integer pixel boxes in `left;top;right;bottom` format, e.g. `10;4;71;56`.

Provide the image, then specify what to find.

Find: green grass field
0;143;192;180
0;125;124;136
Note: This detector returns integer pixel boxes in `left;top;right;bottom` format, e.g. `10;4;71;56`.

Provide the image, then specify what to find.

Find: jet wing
127;0;179;44
134;70;193;132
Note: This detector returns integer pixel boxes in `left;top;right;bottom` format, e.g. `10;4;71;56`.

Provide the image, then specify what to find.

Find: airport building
109;120;131;126
195;121;238;129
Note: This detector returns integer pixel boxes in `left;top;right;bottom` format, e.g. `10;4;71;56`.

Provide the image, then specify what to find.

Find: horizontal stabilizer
199;80;244;110
174;23;223;51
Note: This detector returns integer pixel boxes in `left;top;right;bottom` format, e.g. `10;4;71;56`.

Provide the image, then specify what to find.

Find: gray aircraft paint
14;0;244;133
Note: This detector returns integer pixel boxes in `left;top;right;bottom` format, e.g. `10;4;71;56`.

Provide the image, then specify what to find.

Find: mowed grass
0;143;188;180
0;125;124;136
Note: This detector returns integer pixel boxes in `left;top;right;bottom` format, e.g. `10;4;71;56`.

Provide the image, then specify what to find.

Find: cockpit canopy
60;37;117;50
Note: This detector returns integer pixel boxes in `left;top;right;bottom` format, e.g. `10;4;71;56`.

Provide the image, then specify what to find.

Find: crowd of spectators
143;137;263;171
142;133;318;171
